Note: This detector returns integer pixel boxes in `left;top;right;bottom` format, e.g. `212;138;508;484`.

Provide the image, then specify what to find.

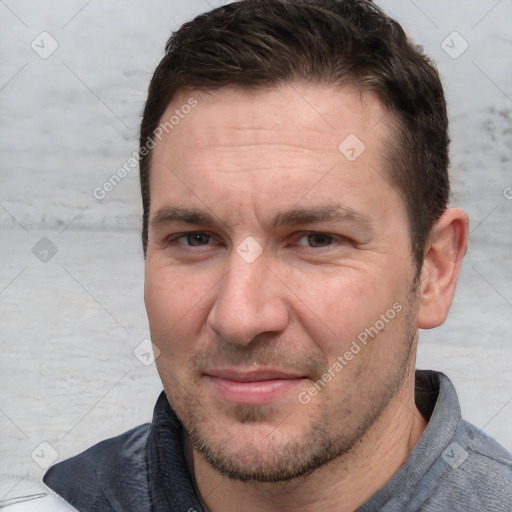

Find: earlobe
416;208;469;329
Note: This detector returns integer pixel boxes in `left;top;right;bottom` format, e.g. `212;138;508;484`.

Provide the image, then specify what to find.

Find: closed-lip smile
204;367;307;405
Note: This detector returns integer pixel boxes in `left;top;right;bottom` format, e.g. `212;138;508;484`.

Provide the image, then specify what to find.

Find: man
38;0;511;510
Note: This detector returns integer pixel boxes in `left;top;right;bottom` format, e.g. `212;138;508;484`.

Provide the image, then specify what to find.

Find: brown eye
185;233;211;246
303;233;334;247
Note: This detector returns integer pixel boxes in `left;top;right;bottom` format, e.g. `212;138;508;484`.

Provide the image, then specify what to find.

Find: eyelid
163;230;350;249
165;230;218;246
293;231;347;244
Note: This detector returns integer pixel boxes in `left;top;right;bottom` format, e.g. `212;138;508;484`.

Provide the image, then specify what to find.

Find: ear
417;208;469;329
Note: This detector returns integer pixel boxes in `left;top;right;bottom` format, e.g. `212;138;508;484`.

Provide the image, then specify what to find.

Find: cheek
284;265;408;357
144;261;211;346
145;266;213;385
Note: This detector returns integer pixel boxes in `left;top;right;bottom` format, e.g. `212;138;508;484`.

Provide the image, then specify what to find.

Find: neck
186;364;427;512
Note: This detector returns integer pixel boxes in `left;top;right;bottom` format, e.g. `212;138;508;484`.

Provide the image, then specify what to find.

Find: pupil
188;233;209;246
308;234;331;247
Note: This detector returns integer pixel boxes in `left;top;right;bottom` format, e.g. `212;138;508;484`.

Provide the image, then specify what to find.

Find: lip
205;368;307;405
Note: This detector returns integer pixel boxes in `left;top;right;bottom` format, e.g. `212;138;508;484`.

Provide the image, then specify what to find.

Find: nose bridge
207;253;289;345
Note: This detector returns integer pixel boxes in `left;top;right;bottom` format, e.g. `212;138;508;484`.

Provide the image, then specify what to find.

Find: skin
144;82;468;512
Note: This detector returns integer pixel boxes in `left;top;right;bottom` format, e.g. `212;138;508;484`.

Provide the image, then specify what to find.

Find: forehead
155;83;390;154
149;83;399;223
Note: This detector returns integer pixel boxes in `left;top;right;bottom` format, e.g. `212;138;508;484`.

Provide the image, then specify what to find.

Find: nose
206;252;290;346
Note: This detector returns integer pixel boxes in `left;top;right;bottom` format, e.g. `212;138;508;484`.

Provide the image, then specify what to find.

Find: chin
186;406;361;484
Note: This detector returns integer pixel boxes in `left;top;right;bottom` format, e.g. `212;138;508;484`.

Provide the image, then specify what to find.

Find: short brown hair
139;0;450;270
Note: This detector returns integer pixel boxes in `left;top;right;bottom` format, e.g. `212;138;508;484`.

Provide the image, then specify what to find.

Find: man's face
144;83;420;481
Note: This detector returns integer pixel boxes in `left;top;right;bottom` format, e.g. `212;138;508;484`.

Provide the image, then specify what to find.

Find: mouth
204;368;308;406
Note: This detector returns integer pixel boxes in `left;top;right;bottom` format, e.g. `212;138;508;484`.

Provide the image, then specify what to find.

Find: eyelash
167;232;217;247
165;231;347;249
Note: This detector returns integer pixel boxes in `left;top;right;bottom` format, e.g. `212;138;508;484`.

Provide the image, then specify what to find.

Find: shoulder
455;420;512;483
43;424;151;512
424;420;512;511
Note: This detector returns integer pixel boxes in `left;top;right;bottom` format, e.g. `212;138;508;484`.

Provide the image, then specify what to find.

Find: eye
296;232;336;248
170;232;213;247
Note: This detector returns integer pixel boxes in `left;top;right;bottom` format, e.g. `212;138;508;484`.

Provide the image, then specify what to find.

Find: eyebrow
150;207;218;228
269;204;373;230
150;204;373;231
